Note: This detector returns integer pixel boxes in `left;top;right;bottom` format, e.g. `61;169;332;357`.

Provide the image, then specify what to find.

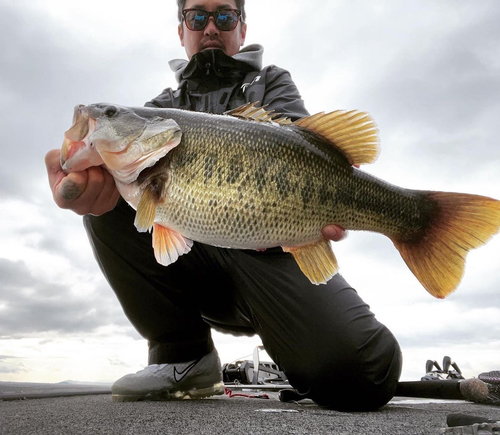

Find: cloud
0;258;129;338
0;363;28;374
0;1;179;201
0;0;499;382
0;355;28;374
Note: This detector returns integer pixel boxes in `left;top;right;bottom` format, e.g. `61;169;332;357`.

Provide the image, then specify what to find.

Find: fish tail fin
392;192;500;298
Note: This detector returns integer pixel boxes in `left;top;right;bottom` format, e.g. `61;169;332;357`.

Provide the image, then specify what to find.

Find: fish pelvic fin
153;223;193;266
283;239;339;285
392;192;500;299
134;177;167;232
294;110;380;166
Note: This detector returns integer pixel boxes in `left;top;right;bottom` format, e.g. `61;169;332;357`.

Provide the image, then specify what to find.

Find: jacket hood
169;44;263;83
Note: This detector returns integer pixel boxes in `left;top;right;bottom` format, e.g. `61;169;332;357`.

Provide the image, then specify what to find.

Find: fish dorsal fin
294;110;380;165
225;102;293;126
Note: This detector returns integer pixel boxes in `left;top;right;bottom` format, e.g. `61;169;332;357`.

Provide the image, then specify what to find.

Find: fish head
61;103;182;183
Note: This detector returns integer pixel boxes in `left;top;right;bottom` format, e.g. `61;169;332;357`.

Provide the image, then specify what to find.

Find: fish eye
104;106;118;117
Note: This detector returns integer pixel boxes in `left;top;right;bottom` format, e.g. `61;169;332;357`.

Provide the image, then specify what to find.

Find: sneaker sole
112;382;225;402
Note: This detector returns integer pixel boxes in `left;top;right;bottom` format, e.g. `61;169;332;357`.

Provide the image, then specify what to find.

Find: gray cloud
0;258;129;338
0;0;498;380
400;322;500;348
0;364;28;374
0;2;175;201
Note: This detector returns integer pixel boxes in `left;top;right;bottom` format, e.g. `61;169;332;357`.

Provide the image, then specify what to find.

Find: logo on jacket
241;76;261;93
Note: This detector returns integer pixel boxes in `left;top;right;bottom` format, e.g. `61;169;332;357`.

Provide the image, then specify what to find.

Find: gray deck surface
1;382;499;434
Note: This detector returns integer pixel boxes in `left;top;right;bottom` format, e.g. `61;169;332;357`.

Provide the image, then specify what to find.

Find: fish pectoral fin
152;223;193;266
135;177;169;232
293;110;380;166
283;239;339;285
134;187;159;232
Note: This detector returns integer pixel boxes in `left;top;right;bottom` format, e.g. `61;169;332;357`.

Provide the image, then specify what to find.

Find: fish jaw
60;105;103;173
60;136;104;173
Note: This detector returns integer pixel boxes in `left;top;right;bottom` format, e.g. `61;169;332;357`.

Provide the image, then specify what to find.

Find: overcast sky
1;0;499;384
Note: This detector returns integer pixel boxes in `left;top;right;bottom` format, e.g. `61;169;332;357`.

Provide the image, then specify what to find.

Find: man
45;0;402;411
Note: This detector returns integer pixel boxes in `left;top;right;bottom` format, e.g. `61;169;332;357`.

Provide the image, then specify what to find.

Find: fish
60;102;500;299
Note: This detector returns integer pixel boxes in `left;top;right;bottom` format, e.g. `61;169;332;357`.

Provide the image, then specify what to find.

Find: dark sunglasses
182;9;242;31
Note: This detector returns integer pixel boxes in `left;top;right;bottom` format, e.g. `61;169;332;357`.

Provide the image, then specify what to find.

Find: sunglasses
182;8;242;31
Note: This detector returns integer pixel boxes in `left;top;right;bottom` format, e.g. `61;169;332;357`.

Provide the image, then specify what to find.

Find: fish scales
146;109;431;249
60;103;500;297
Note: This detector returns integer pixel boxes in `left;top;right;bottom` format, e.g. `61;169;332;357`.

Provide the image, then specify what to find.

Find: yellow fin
152;223;193;266
392;192;500;298
134;187;158;232
294;110;380;165
134;176;169;232
225;102;292;126
282;239;339;285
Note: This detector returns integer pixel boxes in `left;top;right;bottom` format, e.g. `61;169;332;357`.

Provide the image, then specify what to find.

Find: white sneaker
111;349;224;402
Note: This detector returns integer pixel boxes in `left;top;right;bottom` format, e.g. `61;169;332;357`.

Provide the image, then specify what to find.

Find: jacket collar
169;44;264;84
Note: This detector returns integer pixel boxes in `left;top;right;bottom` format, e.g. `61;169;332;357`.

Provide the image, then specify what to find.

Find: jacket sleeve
144;88;174;108
260;66;310;121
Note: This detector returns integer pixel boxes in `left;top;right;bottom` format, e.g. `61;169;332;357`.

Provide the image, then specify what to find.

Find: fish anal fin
392;192;500;298
152;223;193;266
283;239;339;285
225;102;292;126
134;178;167;232
294;110;380;166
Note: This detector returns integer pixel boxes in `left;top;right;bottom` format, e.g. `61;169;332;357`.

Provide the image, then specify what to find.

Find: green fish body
60;103;500;298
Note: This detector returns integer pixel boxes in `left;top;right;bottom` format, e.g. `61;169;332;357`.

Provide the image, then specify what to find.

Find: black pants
83;199;402;411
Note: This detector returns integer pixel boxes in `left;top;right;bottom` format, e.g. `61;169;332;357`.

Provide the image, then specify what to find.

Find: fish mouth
60;105;99;172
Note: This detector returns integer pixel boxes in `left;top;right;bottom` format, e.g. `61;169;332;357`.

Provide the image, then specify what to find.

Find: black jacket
145;44;309;121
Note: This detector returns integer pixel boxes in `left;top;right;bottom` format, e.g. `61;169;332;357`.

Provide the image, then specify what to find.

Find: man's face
178;0;247;59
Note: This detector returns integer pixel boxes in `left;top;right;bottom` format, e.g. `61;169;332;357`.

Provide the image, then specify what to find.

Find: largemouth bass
60;103;500;298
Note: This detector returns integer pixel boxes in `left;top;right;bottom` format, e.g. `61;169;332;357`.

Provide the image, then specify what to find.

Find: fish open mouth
60;105;100;172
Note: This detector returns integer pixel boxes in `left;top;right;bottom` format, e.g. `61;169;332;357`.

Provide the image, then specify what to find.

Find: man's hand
322;225;347;242
45;149;120;216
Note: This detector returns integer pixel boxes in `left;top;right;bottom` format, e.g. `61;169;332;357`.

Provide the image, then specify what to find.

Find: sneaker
111;349;224;402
